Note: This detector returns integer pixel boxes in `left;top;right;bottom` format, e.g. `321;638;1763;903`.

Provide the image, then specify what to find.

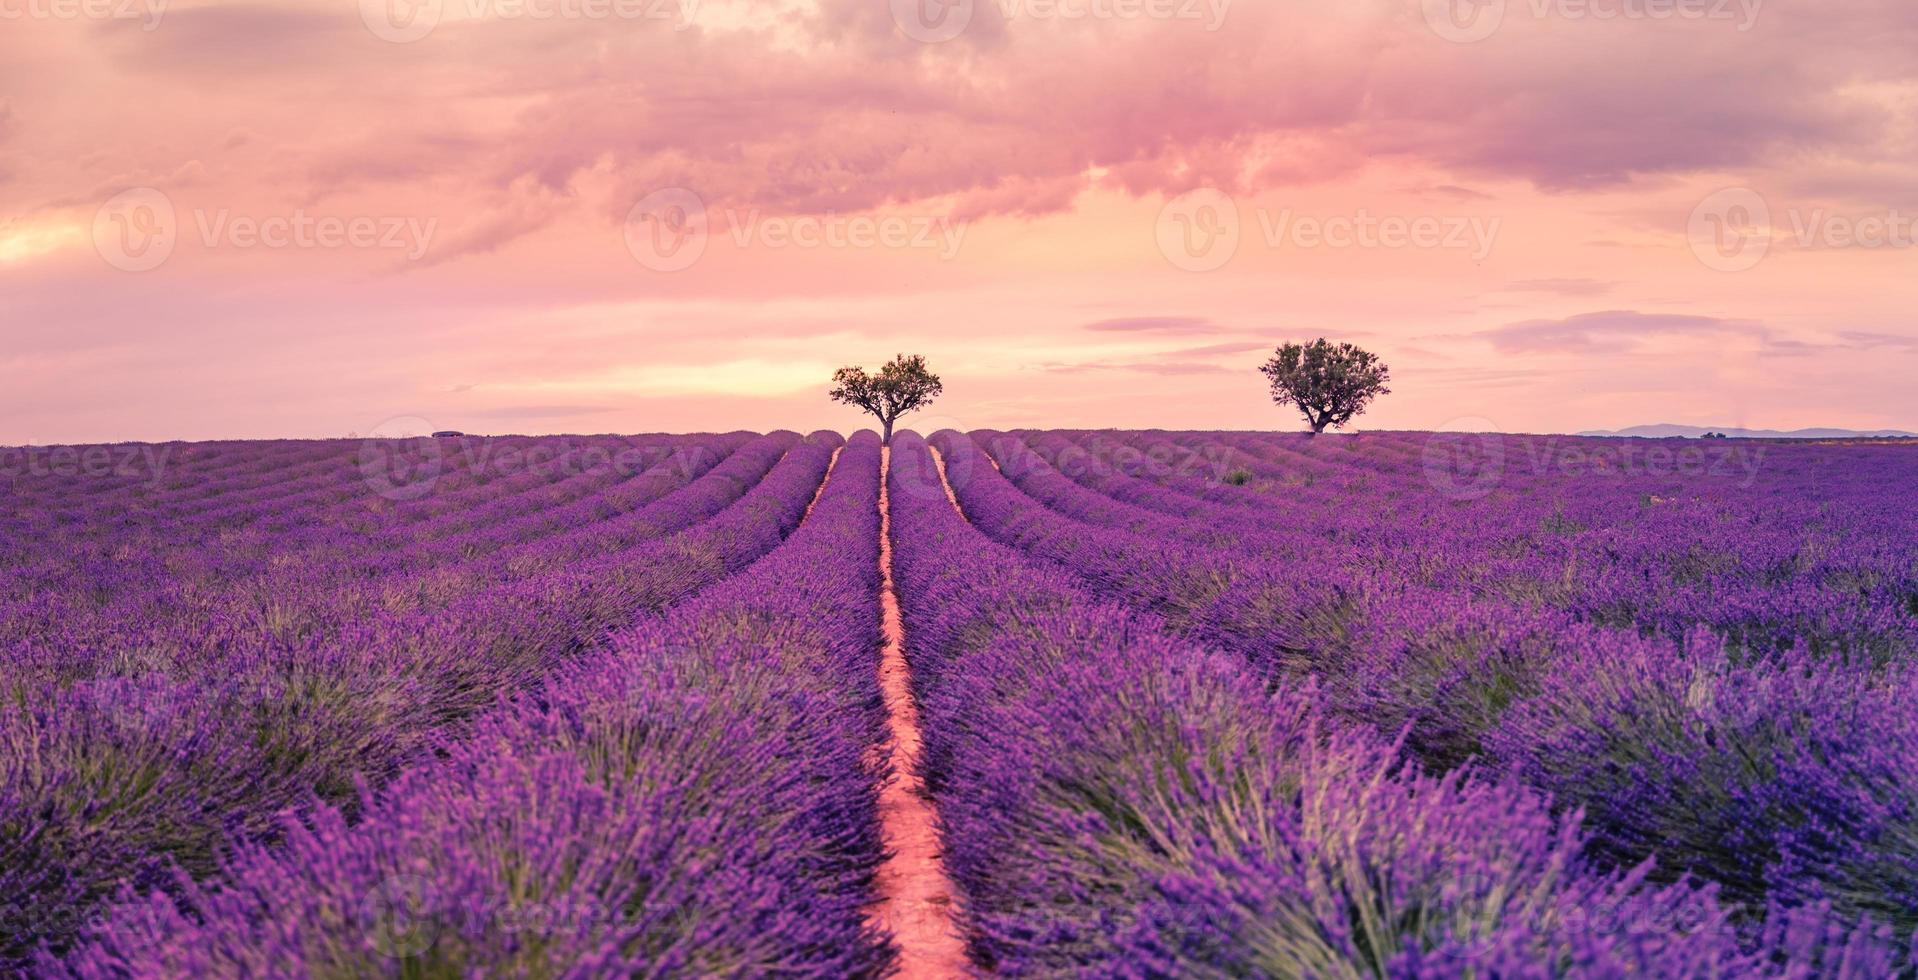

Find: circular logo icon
623;188;708;272
361;874;443;959
359;0;443;42
891;0;973;42
84;675;181;736
358;416;444;502
1155;188;1240;273
1422;0;1506;42
1687;187;1771;272
93;188;177;273
893;417;972;505
1422;421;1505;501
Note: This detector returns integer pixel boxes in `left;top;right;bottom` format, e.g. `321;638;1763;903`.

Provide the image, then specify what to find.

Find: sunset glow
3;0;1915;441
10;9;1918;972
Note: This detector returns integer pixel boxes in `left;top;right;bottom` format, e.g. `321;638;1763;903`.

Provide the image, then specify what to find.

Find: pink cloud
1084;317;1222;334
7;1;1913;225
2;2;1917;441
1503;279;1618;297
1482;311;1771;354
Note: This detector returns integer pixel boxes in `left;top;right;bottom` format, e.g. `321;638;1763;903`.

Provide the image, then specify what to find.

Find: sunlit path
867;445;972;977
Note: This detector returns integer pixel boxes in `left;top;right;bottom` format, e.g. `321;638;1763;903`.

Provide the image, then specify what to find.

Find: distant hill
1579;424;1918;439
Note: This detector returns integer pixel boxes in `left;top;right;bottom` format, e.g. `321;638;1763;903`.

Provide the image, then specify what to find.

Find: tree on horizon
1259;339;1391;434
828;354;943;444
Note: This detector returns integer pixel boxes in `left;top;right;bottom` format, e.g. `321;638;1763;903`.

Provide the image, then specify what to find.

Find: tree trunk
1309;416;1329;435
882;417;894;444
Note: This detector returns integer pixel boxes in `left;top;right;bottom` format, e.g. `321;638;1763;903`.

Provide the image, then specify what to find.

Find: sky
2;0;1915;443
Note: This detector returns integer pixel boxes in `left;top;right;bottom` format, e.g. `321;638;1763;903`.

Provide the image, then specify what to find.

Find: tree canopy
828;354;943;443
1259;339;1391;433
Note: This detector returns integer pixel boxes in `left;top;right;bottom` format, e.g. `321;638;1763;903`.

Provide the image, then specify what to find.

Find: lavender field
4;428;1917;976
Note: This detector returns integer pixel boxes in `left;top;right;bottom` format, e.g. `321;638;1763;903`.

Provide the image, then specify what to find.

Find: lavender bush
8;425;1916;974
48;434;892;976
887;431;1886;976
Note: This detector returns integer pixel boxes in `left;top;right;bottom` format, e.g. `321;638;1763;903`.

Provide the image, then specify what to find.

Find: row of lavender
2;432;751;655
1;431;853;965
9;423;1912;974
1039;429;1918;921
1005;429;1915;663
888;430;1905;974
924;427;1918;969
43;432;894;975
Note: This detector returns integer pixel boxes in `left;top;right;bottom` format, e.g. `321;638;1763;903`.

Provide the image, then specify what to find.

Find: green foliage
827;354;942;442
1259;339;1391;433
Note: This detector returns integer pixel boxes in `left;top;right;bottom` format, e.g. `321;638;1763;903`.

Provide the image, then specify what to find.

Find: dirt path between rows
928;446;969;522
868;446;971;977
800;446;843;524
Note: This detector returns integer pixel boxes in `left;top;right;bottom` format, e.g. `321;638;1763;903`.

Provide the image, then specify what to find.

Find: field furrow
6;428;1915;976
